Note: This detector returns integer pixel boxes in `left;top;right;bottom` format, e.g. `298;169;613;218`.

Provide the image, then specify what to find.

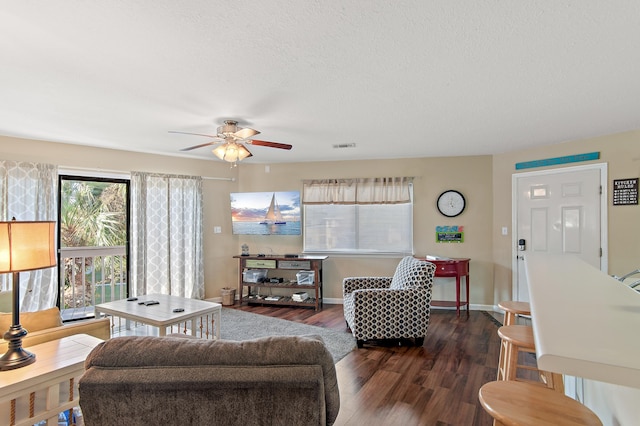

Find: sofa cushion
389;256;433;290
85;335;335;371
0;307;63;333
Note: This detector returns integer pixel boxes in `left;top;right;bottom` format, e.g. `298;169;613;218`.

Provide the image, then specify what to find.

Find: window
302;178;413;255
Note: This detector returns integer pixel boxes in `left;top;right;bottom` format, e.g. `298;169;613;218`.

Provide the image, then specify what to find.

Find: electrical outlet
214;226;222;234
501;227;508;236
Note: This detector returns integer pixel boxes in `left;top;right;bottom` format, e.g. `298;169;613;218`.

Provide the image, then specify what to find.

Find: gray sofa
78;335;340;426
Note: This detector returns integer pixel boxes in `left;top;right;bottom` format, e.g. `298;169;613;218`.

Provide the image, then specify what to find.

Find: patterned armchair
343;256;436;348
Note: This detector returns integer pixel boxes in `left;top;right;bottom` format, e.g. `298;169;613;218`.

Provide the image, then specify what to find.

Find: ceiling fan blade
248;139;293;150
169;130;219;139
170;130;223;151
234;127;260;139
179;141;218;151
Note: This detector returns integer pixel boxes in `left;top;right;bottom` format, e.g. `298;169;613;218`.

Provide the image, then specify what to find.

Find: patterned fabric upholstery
343;257;436;347
390;256;434;289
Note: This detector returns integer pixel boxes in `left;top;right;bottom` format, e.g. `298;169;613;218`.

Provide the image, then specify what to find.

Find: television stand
234;255;328;310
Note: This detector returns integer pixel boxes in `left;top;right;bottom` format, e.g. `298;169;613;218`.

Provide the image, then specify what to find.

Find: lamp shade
0;221;56;273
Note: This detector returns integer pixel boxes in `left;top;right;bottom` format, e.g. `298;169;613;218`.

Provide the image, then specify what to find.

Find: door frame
511;163;609;299
57;169;131;317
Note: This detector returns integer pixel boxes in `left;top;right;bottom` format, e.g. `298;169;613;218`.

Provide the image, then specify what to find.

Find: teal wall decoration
515;152;600;170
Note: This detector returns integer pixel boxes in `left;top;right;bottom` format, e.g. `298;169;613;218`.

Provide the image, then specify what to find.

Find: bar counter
525;253;640;389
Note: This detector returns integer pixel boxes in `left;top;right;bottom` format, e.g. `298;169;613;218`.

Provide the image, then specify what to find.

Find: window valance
302;177;413;205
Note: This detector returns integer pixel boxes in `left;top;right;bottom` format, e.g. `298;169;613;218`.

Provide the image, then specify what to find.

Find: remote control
173;308;184;313
144;300;160;306
127;297;138;301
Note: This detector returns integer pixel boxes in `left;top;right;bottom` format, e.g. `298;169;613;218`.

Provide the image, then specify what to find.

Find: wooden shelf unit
234;255;328;310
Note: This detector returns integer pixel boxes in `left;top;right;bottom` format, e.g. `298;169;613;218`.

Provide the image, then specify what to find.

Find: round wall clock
437;190;466;217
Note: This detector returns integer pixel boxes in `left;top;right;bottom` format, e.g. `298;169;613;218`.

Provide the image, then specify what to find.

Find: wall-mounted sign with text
613;178;638;206
436;225;464;243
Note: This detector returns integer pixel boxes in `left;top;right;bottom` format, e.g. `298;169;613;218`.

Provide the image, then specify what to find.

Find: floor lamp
0;219;56;371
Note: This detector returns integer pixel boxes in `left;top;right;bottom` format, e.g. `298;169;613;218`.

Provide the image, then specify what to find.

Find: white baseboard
207;296;499;313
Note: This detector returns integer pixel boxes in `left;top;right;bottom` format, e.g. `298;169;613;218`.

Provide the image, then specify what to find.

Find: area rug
219;308;356;363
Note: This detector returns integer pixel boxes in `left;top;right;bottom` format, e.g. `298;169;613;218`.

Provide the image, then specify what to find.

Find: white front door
512;164;608;302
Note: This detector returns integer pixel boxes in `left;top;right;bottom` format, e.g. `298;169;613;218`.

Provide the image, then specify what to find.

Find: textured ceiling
1;1;639;164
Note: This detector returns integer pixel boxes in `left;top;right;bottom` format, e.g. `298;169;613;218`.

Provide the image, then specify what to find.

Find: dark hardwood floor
230;304;502;426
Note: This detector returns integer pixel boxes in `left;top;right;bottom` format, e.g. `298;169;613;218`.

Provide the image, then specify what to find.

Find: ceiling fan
170;120;292;165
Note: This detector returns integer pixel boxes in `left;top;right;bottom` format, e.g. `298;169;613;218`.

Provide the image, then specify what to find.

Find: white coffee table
94;294;222;339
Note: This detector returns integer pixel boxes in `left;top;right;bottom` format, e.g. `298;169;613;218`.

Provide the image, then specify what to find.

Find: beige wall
235;157;494;304
492;130;640;302
0;136;242;302
3;130;638;307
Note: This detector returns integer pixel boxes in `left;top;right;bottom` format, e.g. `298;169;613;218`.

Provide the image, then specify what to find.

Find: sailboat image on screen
260;193;287;225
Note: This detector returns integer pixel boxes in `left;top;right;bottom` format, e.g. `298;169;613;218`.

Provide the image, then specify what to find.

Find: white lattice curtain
130;172;204;299
0;160;58;311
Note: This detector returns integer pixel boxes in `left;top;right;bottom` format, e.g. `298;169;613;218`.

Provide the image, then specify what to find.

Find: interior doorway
57;175;130;320
511;163;608;302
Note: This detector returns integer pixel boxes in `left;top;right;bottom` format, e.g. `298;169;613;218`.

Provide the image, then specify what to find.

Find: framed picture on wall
230;191;301;235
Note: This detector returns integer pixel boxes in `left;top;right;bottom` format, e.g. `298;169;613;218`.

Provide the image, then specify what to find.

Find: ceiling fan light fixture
212;142;252;164
174;119;291;159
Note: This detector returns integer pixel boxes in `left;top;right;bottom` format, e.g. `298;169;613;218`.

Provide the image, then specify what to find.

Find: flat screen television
230;191;301;235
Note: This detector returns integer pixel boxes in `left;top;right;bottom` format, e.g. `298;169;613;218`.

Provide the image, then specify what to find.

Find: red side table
427;258;470;317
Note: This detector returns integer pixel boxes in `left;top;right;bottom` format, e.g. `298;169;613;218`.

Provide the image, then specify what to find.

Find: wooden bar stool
496;301;533;381
497;300;530;326
479;381;602;426
497;325;563;392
